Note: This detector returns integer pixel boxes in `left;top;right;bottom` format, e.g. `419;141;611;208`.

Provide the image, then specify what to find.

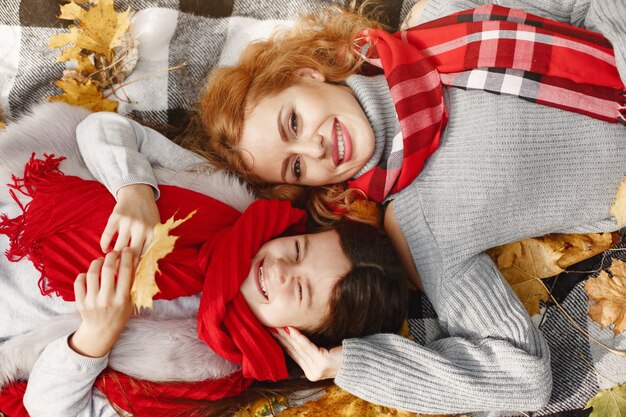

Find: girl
73;0;626;414
0;103;408;417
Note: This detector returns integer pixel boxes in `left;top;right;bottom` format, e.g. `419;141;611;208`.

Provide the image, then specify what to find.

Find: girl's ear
295;68;326;81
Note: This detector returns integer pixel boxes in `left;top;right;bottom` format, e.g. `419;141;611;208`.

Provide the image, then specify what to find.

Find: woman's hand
274;327;343;381
400;0;429;30
69;249;135;358
101;184;160;257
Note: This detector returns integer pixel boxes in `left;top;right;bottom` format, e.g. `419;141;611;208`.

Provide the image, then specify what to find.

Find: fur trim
0;102;252;386
0;314;239;387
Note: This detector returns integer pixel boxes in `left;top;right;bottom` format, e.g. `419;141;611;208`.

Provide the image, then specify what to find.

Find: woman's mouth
257;259;269;300
332;119;352;166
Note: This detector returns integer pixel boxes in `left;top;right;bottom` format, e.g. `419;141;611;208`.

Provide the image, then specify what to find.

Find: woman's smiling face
239;229;352;331
238;69;375;186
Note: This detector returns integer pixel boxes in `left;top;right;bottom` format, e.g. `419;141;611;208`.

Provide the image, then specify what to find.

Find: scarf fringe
0;153;67;296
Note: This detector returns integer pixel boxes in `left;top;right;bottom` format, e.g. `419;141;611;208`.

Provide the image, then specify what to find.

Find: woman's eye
295;240;301;261
292;157;302;181
298;282;303;301
289;110;298;134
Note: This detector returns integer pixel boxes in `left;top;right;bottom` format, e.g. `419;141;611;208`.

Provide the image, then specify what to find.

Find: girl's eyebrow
304;236;312;307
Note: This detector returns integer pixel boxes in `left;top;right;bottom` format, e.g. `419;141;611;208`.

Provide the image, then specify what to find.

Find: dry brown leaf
610;176;626;228
277;386;421;417
488;233;618;315
584;259;626;335
131;211;196;309
49;0;130;60
556;233;619;268
48;0;138;109
0;107;5;130
49;79;118;112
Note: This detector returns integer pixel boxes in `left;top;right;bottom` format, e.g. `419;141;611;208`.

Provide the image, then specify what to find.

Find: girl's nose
272;258;293;285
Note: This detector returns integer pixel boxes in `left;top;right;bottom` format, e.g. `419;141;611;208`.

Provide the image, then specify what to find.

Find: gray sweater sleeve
23;335;123;417
76;112;207;200
335;254;552;414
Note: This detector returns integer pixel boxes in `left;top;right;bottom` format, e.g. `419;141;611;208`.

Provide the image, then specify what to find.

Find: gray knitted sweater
24;0;626;415
336;0;626;414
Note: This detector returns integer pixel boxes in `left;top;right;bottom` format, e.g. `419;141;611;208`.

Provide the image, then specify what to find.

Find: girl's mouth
257;259;269;300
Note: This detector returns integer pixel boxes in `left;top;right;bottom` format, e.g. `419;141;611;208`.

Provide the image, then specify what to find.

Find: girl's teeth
336;121;345;161
259;266;268;298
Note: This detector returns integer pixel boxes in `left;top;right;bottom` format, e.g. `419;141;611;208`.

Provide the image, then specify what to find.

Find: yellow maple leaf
131;211;196;310
49;0;130;61
49;79;118;112
584;259;626;335
585;383;626;417
277;385;432;417
610;176;626;228
488;233;617;316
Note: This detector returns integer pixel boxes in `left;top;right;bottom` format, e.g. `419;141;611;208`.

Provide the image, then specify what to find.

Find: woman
72;0;626;413
0;103;408;417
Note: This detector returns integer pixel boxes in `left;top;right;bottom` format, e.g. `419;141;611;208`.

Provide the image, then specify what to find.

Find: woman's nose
295;134;325;160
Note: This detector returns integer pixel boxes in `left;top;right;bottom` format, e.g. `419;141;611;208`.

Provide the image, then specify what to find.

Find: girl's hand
69;249;135;358
101;184;160;257
274;327;343;381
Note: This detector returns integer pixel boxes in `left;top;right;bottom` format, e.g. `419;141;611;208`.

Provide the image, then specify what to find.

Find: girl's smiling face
238;69;375;186
239;229;351;331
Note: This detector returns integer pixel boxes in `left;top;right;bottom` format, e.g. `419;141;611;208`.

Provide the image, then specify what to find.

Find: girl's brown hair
116;220;408;417
176;4;383;226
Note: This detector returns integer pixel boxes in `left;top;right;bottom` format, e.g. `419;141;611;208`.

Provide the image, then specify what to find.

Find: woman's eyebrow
278;106;289;182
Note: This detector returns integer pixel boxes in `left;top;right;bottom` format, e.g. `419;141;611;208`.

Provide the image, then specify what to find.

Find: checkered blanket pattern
1;1;625;416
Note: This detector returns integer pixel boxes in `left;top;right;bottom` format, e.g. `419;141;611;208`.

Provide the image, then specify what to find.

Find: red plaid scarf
348;4;626;202
0;154;307;416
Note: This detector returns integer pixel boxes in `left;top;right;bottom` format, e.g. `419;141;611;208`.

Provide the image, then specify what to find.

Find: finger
99;251;119;296
128;233;145;259
86;258;104;296
141;229;154;257
113;230;131;252
74;273;87;303
115;248;135;297
100;218;118;253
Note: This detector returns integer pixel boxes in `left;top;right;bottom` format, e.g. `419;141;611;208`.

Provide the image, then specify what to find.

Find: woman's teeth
336;121;345;161
258;265;268;299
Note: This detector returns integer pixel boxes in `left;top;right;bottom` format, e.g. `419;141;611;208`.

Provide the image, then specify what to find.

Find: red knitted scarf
348;4;626;202
0;154;307;416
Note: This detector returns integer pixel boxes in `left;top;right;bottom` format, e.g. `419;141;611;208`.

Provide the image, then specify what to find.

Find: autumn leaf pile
48;0;138;112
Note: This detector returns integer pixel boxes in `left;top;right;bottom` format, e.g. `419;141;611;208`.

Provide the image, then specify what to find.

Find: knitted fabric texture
348;4;625;202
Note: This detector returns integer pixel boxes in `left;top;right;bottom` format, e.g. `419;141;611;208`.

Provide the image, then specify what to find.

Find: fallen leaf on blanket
50;0;130;60
49;79;118;112
276;385;422;417
585;382;626;417
584;259;626;335
488;233;618;316
48;0;138;110
131;210;196;310
0;108;5;130
611;176;626;228
233;396;289;417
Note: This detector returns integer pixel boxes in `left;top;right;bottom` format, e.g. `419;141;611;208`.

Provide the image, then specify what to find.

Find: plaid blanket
1;1;625;416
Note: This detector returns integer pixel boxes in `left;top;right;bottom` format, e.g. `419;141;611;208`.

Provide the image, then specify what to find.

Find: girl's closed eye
298;282;303;301
295;239;301;261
